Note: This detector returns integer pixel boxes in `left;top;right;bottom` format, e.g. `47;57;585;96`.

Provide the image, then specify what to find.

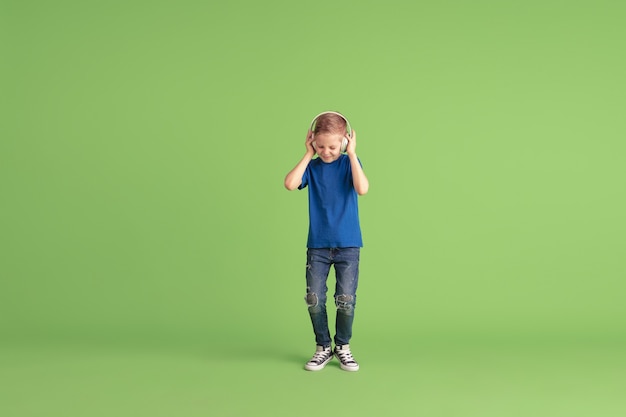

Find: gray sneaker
304;345;333;371
334;344;359;371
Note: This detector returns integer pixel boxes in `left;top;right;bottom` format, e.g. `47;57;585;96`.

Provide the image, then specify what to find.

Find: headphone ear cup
341;137;348;153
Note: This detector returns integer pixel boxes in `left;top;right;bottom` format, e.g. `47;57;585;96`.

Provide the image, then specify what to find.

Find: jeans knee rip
335;294;354;312
305;290;318;308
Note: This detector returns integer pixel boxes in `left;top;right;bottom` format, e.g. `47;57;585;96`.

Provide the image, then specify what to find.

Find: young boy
284;111;369;372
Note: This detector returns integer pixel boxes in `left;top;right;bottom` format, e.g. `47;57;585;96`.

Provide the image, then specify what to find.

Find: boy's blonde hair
312;112;348;135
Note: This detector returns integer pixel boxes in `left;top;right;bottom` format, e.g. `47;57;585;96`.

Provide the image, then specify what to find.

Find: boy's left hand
346;129;357;156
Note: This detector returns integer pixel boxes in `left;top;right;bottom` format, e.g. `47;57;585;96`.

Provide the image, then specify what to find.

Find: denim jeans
305;247;360;347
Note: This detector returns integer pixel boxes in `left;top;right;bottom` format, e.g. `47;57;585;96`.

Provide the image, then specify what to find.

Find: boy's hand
305;130;316;156
346;129;357;156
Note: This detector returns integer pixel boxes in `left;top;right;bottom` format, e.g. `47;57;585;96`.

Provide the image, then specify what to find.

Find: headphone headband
309;111;352;136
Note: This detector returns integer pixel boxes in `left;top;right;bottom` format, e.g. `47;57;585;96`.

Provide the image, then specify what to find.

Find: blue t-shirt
299;154;363;248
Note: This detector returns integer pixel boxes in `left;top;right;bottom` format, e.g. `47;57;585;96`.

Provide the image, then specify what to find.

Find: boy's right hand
305;130;316;156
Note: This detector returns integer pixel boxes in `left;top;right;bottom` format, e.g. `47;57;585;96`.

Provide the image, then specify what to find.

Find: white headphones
309;111;352;153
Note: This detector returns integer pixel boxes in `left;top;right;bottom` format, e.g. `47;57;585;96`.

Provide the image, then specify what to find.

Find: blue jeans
305;247;360;347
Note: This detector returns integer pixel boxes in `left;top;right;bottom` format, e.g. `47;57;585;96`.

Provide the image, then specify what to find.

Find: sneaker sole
338;363;359;372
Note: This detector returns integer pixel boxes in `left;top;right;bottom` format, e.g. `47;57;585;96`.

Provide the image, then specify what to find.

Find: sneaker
304;345;333;371
334;344;359;371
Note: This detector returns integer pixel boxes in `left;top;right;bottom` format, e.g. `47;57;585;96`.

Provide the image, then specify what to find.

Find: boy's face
313;132;345;163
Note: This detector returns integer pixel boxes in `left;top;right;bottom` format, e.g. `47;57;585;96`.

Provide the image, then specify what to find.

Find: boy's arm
284;131;316;191
346;130;369;195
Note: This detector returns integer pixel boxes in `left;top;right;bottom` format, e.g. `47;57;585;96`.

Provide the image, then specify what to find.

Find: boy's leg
305;248;332;347
332;247;360;346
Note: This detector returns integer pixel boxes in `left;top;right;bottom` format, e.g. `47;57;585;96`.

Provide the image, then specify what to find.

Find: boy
284;111;369;372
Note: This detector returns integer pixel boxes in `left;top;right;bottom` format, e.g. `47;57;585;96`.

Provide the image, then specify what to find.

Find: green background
2;0;625;416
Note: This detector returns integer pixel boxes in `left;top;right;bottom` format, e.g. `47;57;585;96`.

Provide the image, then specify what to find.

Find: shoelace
310;350;331;364
336;349;356;364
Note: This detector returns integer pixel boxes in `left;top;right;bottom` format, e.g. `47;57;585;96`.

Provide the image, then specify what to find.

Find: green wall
2;1;625;415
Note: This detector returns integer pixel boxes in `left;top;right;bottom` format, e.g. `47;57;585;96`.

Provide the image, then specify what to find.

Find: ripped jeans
305;247;360;347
